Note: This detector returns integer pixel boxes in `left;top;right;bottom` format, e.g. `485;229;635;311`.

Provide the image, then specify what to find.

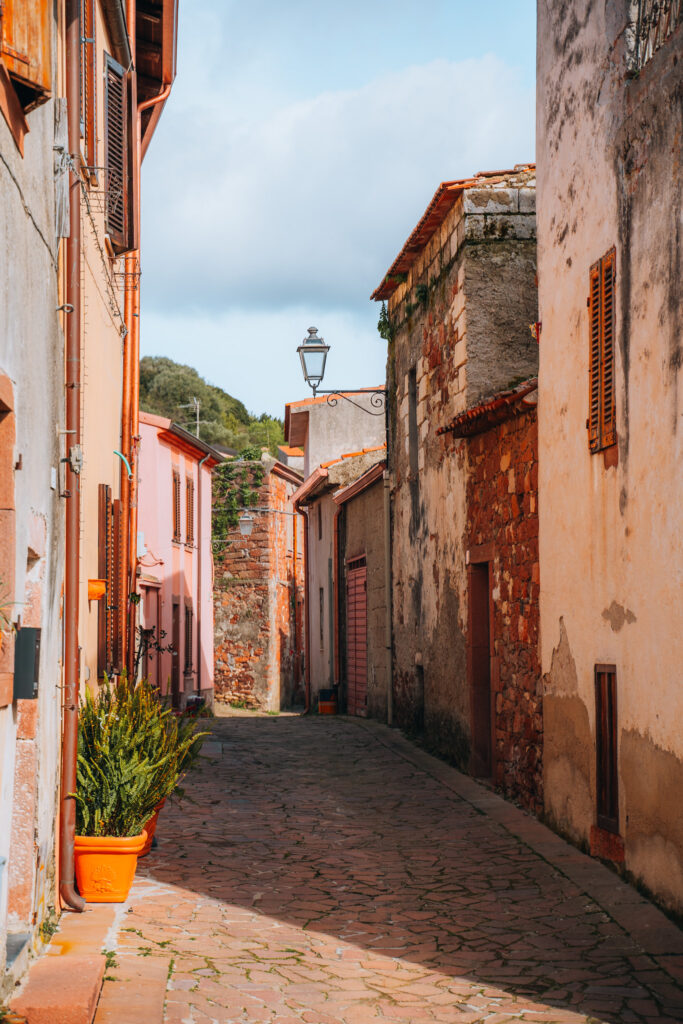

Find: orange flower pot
139;799;166;857
74;831;147;903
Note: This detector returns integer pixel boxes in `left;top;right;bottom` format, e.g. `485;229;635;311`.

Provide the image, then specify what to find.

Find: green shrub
74;676;208;837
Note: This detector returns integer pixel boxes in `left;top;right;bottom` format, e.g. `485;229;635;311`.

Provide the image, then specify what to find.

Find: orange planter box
318;699;337;715
74;831;146;903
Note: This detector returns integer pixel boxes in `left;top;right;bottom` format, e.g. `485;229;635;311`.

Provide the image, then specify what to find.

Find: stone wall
388;171;537;768
213;465;304;711
463;407;541;813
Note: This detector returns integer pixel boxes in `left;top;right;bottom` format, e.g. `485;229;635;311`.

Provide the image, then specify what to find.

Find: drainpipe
383;470;393;726
196;453;210;696
60;0;85;913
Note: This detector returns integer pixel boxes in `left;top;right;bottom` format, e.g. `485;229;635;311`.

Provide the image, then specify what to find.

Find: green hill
139;356;284;455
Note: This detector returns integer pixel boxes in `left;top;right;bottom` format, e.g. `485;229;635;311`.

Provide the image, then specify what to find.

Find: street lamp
238;512;254;537
297;327;330;396
295;326;387;416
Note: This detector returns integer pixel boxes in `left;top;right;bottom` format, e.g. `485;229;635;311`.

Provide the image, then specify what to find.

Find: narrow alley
91;713;682;1024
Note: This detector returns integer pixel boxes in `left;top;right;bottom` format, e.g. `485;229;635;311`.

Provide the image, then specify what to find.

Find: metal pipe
60;0;85;914
138;82;171;113
383;470;393;726
196;453;210;696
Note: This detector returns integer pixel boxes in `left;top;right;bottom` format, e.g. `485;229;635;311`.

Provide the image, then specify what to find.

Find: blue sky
140;1;536;419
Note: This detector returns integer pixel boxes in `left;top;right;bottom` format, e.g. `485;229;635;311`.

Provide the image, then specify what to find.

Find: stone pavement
101;713;683;1023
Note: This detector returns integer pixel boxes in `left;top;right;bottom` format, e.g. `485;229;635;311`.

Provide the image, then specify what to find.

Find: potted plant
73;676;205;902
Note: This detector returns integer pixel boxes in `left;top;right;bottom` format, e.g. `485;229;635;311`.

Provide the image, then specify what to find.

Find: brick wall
213;465;304;710
465;407;541;812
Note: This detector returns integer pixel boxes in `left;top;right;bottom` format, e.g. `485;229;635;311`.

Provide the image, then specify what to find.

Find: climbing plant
212;461;265;544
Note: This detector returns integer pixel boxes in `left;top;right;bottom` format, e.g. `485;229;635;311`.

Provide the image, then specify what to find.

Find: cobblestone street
99;713;683;1024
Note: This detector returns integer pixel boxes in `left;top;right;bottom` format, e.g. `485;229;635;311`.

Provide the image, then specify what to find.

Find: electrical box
13;628;41;700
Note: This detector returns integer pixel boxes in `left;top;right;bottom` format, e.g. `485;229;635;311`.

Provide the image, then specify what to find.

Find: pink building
137;413;223;708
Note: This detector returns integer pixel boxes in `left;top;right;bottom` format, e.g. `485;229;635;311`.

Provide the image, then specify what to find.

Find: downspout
196;453;210;695
121;0;136;676
60;0;85;913
384;470;393;726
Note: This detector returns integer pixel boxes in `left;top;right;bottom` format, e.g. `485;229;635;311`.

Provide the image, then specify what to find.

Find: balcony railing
632;0;681;70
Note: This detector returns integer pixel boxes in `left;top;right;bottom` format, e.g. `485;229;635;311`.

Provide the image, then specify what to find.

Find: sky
140;1;537;419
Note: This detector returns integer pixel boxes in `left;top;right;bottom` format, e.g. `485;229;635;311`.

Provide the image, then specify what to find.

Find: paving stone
79;713;683;1023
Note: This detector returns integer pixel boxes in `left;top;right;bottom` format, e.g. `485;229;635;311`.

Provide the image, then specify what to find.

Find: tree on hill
139;356;284;455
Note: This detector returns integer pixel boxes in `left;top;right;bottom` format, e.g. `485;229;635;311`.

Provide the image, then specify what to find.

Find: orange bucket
318;698;337;715
74;831;146;903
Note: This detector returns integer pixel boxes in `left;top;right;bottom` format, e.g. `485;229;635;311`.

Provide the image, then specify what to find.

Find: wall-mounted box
13;627;41;700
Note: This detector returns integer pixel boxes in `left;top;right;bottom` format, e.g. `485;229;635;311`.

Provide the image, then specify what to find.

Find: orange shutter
81;0;96;169
186;478;195;544
588;263;601;453
0;0;51;106
600;250;616;448
172;470;181;541
588;248;617;453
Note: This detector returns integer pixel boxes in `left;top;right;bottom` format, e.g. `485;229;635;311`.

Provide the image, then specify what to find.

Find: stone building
334;460;390;721
291;447;386;711
374;166;540;803
285;394;386;709
537;2;683;912
213;458;305;711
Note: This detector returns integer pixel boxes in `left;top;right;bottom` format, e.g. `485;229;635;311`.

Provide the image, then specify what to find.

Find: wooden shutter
104;55;127;249
97;484;112;678
595;665;618;833
346;557;368;717
0;0;51;107
112;498;124;673
80;0;96;169
172;470;181;541
186;478;195;544
588;248;616;453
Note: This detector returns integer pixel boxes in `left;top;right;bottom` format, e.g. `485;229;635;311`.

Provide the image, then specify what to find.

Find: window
80;0;96;170
408;366;418;475
595;665;618;833
186;477;195;545
588;249;616;454
184;604;193;673
319;587;324;649
104;54;137;253
172;470;181;542
0;0;51;154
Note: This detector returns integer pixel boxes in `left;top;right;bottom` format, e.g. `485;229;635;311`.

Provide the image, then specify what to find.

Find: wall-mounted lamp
296;325;386;415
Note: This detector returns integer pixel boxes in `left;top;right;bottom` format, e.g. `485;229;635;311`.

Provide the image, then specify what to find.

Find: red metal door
346;558;367;717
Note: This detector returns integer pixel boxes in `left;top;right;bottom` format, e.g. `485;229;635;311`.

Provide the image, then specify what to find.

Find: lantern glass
238;512;254;537
297;326;329;391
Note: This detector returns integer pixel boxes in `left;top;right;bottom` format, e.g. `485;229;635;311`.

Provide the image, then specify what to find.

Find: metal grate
632;0;681;70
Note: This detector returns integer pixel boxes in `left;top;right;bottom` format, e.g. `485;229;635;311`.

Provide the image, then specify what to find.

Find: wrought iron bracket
312;388;387;416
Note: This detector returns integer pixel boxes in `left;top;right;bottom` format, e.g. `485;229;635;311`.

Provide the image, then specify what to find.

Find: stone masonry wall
388;171;537;768
463;407;541;813
213;466;304;711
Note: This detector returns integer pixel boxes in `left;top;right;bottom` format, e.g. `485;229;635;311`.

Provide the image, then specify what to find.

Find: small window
172;470;181;542
408;365;418;475
186;477;195;545
595;665;618;833
588;249;616;453
80;0;96;170
184;604;193;673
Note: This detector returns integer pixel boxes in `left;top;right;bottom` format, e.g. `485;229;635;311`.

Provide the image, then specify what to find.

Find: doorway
469;561;492;777
346;556;367;717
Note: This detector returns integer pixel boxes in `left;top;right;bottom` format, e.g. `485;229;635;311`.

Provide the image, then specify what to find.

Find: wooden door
171;600;180;708
346;557;367;717
469;562;492;777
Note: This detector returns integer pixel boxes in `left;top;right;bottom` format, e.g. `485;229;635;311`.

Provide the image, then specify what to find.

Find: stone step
9;954;105;1024
93;953;171;1024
